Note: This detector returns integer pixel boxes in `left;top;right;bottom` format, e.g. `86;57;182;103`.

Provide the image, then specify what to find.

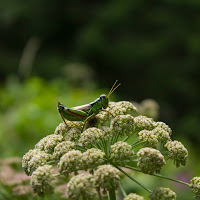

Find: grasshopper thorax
100;94;109;109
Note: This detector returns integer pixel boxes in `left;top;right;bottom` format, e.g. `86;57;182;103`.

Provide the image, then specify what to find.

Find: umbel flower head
30;165;54;197
66;174;95;200
134;115;154;131
35;134;63;154
108;101;137;116
149;187;176;200
124;193;145;200
190;176;200;199
54;121;84;135
82;148;105;170
58;150;83;175
153;121;172;136
110;141;134;164
94;164;120;192
110;114;135;137
65;126;82;141
22;149;41;175
165;140;188;167
22;149;51;176
138;130;158;148
100;126;114;140
152;127;171;144
78;127;104;147
137;147;166;174
53;141;75;160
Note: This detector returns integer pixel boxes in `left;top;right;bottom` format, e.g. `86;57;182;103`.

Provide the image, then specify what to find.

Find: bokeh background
0;0;200;199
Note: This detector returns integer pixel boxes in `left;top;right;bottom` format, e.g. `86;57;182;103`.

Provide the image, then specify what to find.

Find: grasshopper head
100;94;108;109
58;102;64;111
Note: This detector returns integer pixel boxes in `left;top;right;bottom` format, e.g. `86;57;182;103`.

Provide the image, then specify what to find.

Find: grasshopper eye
58;102;64;110
100;94;106;99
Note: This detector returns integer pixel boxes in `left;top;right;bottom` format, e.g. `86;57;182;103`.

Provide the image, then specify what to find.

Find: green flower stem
101;139;107;154
114;166;152;193
119;181;127;198
123;135;129;142
125;165;190;187
91;143;103;152
108;188;116;200
123;131;135;142
112;131;120;145
131;141;144;148
53;173;61;177
76;145;87;151
97;189;103;200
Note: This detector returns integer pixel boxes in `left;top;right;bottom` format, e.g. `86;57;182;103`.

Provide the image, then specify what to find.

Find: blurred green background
0;0;200;199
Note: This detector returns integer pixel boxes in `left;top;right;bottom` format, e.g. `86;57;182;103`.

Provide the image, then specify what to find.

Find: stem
131;141;144;148
119;181;127;198
124;165;190;187
123;136;129;142
76;145;87;151
108;188;116;200
115;166;152;193
97;189;103;200
123;131;135;142
53;173;62;177
111;131;120;145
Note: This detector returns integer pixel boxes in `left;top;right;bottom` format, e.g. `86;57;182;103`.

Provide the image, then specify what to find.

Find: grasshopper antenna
107;80;121;98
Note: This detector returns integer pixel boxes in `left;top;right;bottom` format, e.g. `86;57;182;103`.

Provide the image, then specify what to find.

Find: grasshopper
58;80;120;127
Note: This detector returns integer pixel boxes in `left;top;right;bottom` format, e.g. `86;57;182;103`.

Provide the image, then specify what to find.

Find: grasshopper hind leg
59;110;78;129
81;113;97;132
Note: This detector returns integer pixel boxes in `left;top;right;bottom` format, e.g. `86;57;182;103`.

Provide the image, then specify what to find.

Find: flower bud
66;174;95;200
165;140;188;167
111;115;135;137
110;141;134;164
94;164;120;191
149;187;176;200
124;193;145;200
137;147;166;174
30;165;54;197
82;148;105;170
58;150;83;175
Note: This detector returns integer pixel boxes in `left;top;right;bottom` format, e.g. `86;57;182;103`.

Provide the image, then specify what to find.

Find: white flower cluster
22;99;191;199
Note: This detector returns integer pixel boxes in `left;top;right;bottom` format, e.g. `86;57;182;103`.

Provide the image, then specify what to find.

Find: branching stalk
124;165;190;187
114;166;152;193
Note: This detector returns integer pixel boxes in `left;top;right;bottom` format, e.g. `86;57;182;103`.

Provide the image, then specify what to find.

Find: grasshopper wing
72;104;92;112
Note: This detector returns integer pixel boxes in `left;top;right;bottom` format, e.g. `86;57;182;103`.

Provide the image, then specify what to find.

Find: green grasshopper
58;80;120;127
